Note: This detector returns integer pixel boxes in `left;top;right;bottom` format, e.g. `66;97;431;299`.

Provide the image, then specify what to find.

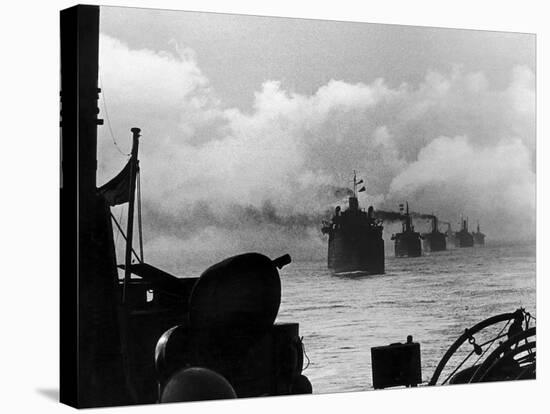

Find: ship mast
349;170;365;211
405;202;411;232
123;127;141;303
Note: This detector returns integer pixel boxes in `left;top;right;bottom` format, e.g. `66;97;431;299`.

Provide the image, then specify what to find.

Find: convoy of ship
320;173;488;273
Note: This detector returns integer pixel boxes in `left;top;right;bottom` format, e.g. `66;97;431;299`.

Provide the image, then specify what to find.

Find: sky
97;6;536;270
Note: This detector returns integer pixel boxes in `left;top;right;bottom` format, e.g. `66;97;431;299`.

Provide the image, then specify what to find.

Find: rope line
300;336;311;371
472;319;511;367
441;320;511;385
98;70;131;157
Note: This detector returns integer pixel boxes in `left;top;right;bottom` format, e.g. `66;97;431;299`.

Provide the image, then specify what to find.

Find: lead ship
455;217;474;247
422;215;446;252
391;202;422;257
472;221;486;246
321;173;384;274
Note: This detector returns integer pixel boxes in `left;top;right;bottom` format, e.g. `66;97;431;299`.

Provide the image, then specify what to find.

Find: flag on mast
97;159;135;206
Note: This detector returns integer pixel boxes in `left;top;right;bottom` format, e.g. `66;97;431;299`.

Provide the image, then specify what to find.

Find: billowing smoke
98;34;535;268
373;210;403;222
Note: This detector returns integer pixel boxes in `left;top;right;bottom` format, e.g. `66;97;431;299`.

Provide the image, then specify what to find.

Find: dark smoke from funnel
374;210;436;222
142;199;328;241
143;197;447;241
411;212;436;220
330;186;354;199
373;210;402;222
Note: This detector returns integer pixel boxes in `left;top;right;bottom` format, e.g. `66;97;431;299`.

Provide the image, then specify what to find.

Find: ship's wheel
429;308;536;386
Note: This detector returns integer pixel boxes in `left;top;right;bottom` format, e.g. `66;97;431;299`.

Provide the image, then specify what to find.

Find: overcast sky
100;6;534;110
97;6;535;269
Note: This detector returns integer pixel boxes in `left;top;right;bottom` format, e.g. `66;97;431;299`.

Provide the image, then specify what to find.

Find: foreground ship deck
60;6;310;407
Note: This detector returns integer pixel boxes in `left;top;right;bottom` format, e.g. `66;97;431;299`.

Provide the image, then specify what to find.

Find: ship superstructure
391;202;422;257
321;172;384;274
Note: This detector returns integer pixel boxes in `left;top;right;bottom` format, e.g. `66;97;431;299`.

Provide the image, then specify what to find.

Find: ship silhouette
472;221;486;246
391;202;422;257
321;172;384;274
455;217;474;247
445;222;456;247
422;215;447;252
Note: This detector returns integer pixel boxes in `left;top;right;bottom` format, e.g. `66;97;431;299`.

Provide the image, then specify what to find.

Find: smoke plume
98;34;535;268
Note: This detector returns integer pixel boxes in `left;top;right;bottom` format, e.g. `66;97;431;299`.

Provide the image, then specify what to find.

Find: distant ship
455;217;474;247
445;222;456;247
321;172;384;274
391;202;422;257
422;215;447;252
472;221;486;246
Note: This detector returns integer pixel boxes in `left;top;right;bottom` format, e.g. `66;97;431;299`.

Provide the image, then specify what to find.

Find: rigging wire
110;211;142;264
114;204;125;247
137;166;144;262
98;70;131;157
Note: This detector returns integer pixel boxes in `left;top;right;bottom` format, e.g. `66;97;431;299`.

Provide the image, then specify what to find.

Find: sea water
275;243;536;394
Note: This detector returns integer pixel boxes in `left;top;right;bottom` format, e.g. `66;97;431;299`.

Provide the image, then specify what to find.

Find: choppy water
275;243;536;394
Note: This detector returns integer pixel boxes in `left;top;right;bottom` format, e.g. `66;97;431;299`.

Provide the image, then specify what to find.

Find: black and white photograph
58;3;539;408
4;1;547;413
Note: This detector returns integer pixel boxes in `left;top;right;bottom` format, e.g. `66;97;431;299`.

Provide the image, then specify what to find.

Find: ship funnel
404;202;412;232
349;196;359;211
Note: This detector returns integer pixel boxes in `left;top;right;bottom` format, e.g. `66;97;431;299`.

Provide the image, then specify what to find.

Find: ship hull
473;234;485;246
328;231;385;274
455;231;474;247
394;233;422;257
422;232;447;252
